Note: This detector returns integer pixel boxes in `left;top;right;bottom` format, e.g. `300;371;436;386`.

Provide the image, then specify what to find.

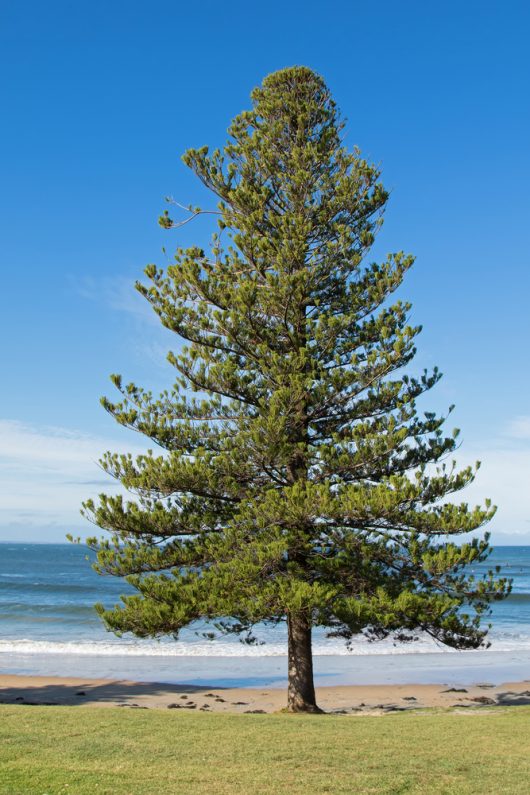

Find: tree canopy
79;66;510;712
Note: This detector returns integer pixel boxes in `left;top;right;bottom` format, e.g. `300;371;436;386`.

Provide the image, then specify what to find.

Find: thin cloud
0;418;529;544
0;419;113;470
504;415;530;441
456;445;530;541
0;420;147;537
69;274;159;325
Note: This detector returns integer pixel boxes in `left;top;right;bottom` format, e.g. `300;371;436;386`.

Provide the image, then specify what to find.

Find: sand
1;674;530;714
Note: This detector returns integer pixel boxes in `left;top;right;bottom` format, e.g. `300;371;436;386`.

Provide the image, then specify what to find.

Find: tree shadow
0;679;230;707
495;690;530;706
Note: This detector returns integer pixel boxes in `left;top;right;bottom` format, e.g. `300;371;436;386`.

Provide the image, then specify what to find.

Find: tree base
287;704;324;714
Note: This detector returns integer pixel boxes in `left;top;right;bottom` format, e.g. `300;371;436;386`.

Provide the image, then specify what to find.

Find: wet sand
1;674;530;714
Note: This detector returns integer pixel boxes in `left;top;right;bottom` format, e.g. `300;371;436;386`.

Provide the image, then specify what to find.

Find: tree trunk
287;614;322;712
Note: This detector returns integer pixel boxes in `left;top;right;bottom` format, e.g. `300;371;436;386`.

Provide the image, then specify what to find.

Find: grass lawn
1;705;529;794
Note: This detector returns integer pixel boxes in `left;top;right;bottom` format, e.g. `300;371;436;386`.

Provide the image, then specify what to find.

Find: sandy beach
1;674;530;714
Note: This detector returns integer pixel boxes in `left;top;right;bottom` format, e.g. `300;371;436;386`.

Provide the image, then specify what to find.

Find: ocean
1;543;530;688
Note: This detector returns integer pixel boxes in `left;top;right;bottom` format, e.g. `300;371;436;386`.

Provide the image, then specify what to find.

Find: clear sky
1;1;529;543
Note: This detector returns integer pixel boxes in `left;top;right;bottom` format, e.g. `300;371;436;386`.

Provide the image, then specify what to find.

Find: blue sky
1;1;529;543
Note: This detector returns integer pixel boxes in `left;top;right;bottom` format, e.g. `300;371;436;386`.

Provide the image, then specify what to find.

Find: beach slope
2;674;530;713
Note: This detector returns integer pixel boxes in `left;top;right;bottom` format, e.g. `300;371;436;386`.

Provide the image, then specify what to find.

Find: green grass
1;705;529;794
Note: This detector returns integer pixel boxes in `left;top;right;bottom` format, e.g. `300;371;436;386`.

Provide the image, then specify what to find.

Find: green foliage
81;66;510;652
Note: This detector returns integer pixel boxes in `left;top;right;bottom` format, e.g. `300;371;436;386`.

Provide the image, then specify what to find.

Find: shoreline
3;647;530;688
1;674;530;714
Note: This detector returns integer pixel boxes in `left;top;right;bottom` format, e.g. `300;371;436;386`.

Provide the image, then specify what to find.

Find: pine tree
79;67;510;712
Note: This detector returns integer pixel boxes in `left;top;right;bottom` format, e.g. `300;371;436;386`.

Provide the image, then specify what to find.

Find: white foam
1;633;528;658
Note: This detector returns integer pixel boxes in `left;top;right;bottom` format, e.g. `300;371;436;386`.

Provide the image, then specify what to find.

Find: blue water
1;544;529;685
